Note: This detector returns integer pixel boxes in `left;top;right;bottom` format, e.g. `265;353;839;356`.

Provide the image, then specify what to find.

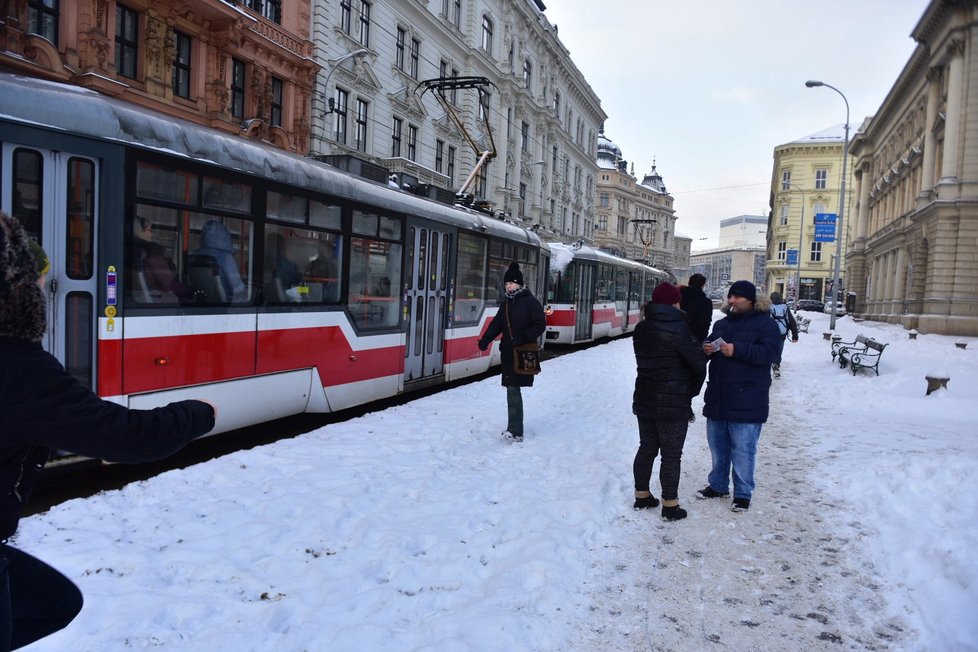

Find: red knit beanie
651;282;681;306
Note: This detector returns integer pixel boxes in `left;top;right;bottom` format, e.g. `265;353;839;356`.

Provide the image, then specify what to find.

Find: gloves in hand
478;339;488;351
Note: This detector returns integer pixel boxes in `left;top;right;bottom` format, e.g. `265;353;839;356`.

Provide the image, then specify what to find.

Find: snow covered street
15;311;978;651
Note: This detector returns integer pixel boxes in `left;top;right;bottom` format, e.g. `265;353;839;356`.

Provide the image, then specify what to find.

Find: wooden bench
847;339;888;376
832;334;870;365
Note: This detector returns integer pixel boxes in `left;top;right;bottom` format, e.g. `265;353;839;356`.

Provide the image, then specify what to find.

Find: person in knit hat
630;282;707;521
696;279;781;512
0;212;217;650
679;273;713;342
477;262;545;443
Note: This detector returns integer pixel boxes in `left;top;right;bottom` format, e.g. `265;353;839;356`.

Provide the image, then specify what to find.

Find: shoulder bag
506;301;542;375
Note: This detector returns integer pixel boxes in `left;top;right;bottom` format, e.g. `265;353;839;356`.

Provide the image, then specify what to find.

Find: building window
482;16;493;55
246;0;281;23
810;241;823;262
479;92;490;122
358;1;371;46
777;241;787;261
334;88;349;143
599;193;609;208
355;99;368;152
231;58;246;119
781;169;791;191
451;0;461;29
523;59;532;89
813;202;826;219
520;121;529;152
552;145;558;169
780;204;789;226
410;38;420;79
447;145;456;187
435;139;444;173
407;125;418;161
172;30;191;98
340;0;351;34
439;60;459;104
396;27;406;70
815;168;827;189
270;77;283;127
28;0;59;44
115;3;139;79
391;117;402;157
553;90;560;114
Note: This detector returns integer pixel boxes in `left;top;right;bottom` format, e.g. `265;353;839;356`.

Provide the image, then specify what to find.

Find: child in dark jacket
0;212;216;651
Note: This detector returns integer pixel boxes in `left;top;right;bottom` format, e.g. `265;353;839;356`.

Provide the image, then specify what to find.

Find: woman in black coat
0;213;216;651
478;262;546;443
632;282;707;521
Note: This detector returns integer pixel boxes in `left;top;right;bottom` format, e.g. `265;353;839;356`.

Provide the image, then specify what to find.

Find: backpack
771;304;789;335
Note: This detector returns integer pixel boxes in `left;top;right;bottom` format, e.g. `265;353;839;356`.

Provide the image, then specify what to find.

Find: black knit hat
0;212;47;342
503;262;524;285
727;280;757;303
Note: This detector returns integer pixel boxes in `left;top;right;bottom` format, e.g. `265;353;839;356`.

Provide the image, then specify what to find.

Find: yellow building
766;126;856;303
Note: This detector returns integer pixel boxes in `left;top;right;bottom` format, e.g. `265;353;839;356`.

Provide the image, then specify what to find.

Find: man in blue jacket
696;280;781;512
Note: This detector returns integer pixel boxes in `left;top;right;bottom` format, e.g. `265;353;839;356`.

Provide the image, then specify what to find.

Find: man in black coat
478;262;546;443
680;273;713;343
631;282;707;521
0;213;216;651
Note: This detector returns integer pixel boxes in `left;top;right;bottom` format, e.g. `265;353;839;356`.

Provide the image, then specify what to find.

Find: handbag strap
505;300;514;340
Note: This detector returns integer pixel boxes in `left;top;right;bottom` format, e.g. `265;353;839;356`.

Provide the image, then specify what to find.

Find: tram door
574;263;595;341
1;143;99;389
403;222;450;383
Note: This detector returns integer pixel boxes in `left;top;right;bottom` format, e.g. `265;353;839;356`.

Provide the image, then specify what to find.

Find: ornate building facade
767;126;855;302
307;0;606;242
0;0;318;153
847;0;978;336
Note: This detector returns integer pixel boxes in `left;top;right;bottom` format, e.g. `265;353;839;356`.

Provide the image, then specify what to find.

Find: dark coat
479;289;546;387
702;295;782;423
680;285;713;342
632;303;707;421
0;339;215;540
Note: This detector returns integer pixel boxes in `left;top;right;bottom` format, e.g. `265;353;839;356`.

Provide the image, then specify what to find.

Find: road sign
815;224;836;242
814;212;837;225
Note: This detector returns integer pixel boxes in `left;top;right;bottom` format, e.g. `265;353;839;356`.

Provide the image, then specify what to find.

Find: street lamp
806;80;849;330
786;183;805;304
324;48;371;113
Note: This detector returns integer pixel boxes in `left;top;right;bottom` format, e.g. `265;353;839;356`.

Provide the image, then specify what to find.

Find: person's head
651;281;682;307
135;217;153;241
770;291;783;304
503;261;524;291
727;280;757;314
688;273;707;289
0;212;48;342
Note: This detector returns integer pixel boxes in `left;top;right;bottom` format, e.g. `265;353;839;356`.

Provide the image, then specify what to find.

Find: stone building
690;245;767;297
308;0;605;242
767;126;855;302
847;0;978;336
0;1;318;154
593;132;680;273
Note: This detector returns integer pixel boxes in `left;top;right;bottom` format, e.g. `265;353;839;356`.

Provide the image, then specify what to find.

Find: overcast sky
543;0;931;249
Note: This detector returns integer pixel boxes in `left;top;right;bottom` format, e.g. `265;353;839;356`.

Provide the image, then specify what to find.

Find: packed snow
16;311;978;651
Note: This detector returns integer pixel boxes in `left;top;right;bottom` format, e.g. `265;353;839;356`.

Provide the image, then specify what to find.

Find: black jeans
0;544;83;651
633;417;689;501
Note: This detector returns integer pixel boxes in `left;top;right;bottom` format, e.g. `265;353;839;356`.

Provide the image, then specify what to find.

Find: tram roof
547;242;666;276
0;73;544;248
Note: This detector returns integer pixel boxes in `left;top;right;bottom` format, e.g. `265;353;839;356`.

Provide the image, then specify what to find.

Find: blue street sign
815;224;836;242
786;249;798;265
814;212;837;225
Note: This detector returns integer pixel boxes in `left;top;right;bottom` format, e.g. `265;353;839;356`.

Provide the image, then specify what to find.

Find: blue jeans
0;545;83;651
706;420;763;501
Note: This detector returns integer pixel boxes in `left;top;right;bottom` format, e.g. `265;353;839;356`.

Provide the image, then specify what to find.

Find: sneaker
633;494;660;509
502;431;524;443
696;486;729;499
731;498;751;512
773;364;781;378
661;505;688;521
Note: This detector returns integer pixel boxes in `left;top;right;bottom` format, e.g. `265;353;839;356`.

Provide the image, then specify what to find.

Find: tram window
202;176;251;214
379;216;401;240
267;191;306;223
347;236;402;329
263;224;342;304
12;148;43;240
64;292;94;389
136;163;199;205
352;210;378;236
615;269;627;302
128;207;184;304
65;158;95;280
553;264;576;302
453;233;486;324
310;200;342;230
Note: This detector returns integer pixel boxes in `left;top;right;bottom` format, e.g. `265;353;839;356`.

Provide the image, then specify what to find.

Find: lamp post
324;48;371;113
786;183;805;304
806;80;849;330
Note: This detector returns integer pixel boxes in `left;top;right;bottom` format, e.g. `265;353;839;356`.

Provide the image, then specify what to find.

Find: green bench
846;339;888;376
831;334;870;364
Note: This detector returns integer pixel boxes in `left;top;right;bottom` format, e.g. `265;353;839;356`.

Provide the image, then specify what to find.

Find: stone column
855;162;871;244
919;67;942;200
938;40;965;188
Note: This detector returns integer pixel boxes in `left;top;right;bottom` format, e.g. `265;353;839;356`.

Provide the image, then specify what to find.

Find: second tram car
545;243;666;344
0;72;551;441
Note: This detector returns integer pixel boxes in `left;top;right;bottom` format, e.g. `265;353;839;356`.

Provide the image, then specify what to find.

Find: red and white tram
0;73;549;439
545;243;666;344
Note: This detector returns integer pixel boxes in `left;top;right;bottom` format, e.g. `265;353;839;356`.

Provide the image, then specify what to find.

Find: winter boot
731;498;751;512
633;494;660;509
661;505;688;521
696;486;729;499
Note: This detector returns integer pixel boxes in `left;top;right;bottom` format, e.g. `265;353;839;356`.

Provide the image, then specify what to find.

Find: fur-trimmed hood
0;213;46;342
719;292;772;316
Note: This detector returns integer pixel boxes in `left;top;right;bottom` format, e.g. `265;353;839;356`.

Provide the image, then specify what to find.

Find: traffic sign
786;249;798;265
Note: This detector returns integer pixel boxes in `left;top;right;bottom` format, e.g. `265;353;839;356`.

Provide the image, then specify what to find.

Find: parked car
823;301;846;316
795;299;825;312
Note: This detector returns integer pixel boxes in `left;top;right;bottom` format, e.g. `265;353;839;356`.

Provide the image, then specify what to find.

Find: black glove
478;339;489;351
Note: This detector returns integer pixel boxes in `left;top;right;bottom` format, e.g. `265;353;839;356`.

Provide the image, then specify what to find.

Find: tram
545;243;666;344
0;72;549;439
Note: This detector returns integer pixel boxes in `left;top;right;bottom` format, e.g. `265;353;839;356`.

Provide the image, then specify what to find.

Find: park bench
846;339;888;376
831;334;870;364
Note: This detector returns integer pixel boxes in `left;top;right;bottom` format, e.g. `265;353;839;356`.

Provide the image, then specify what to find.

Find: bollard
909;330;918;340
955;342;967;349
925;375;949;395
823;332;833;341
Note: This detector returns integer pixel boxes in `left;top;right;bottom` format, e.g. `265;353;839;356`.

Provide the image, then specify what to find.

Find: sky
17;311;978;651
542;0;932;249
